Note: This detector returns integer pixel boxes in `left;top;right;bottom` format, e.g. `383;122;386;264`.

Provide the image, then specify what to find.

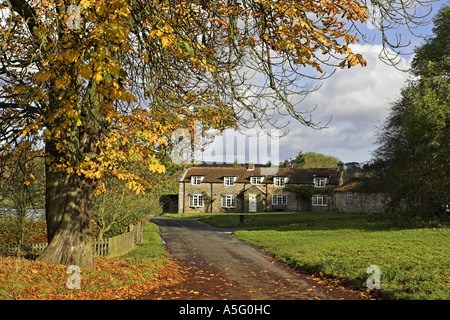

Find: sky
197;1;446;166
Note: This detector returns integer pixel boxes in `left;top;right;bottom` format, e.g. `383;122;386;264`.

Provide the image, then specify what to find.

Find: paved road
150;217;369;300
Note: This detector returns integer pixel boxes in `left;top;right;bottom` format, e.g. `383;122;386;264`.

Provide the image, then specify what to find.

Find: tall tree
372;6;449;220
0;0;437;268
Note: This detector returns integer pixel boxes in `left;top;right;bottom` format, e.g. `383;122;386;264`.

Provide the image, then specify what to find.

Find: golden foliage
0;0;368;195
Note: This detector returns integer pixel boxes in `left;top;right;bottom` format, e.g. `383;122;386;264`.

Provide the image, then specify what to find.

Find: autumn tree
0;0;437;269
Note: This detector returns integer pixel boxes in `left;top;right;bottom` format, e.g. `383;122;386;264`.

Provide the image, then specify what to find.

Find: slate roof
334;178;383;193
180;166;340;185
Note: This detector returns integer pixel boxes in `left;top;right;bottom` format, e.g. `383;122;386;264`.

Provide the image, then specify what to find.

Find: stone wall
333;191;385;214
179;181;245;214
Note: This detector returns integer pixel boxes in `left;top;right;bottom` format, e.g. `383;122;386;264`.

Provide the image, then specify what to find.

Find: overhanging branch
7;0;38;36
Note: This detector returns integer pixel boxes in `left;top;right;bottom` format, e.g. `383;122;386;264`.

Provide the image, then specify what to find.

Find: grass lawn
0;222;176;300
165;211;450;300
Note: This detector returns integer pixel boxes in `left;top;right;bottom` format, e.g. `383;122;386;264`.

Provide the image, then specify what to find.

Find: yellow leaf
22;127;31;137
75;118;83;127
55;79;64;89
63;50;77;63
80;65;93;79
29;173;36;181
24;180;30;186
79;0;90;8
35;71;50;82
93;72;103;83
161;35;171;48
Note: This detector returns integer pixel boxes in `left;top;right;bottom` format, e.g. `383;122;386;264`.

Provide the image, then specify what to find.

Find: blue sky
199;1;447;166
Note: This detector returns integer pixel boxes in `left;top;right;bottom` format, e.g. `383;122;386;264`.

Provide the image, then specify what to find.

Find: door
249;194;257;212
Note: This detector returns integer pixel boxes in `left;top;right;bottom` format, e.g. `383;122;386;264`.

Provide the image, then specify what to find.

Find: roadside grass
164;211;450;300
0;222;174;300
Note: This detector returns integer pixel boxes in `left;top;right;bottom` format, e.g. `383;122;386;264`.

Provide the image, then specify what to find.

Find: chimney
337;162;344;171
248;162;255;171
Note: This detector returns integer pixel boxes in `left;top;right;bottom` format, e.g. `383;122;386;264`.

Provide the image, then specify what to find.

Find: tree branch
7;0;38;36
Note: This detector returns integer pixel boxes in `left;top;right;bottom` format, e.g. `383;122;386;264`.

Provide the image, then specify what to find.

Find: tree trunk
37;141;95;270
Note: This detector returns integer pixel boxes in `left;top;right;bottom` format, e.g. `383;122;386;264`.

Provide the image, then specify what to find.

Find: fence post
94;238;109;257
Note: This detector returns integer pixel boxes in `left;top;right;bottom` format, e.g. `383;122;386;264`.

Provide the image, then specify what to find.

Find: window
250;176;263;185
189;194;203;207
313;177;327;187
312;194;328;206
191;176;204;185
346;192;353;203
222;194;237;208
273;177;286;187
272;194;287;205
224;176;237;186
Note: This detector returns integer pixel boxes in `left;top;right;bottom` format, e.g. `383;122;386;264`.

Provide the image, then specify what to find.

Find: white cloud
276;44;411;163
200;44;411;165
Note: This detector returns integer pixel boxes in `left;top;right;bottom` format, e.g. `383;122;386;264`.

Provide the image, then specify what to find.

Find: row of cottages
178;162;346;213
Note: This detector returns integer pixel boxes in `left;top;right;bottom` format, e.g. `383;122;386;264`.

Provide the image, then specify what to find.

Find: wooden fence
1;220;145;258
94;220;144;257
0;242;47;254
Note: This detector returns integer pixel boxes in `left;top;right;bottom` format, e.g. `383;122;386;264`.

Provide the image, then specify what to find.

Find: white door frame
248;194;257;212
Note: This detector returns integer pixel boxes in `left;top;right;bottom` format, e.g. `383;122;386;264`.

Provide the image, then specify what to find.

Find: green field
166;211;450;300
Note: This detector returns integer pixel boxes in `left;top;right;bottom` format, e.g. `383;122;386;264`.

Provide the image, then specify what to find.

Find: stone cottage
333;178;386;214
177;162;345;213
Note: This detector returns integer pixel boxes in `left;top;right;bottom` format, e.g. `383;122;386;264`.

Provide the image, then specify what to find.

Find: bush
92;215;143;239
0;219;47;246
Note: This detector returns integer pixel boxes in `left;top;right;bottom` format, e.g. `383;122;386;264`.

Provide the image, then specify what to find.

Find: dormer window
191;176;204;185
224;176;237;186
313;177;327;187
250;176;263;185
273;177;287;187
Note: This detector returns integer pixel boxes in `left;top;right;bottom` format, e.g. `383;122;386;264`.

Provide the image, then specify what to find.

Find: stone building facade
178;163;345;213
333;179;386;214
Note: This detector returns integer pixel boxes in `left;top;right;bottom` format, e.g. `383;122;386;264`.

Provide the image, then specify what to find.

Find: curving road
149;217;370;300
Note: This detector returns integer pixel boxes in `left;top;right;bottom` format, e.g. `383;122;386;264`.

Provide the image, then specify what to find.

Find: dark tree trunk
37;43;104;271
37;139;95;270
